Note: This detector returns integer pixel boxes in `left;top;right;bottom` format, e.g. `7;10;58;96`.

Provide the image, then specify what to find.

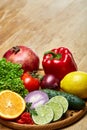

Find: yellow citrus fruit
60;71;87;99
0;90;26;119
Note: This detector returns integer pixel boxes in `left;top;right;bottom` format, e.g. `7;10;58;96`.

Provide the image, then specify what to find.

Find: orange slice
0;90;26;119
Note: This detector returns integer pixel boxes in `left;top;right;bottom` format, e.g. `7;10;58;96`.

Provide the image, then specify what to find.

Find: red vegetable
42;47;77;81
40;74;59;90
21;72;40;92
3;46;39;72
16;112;34;124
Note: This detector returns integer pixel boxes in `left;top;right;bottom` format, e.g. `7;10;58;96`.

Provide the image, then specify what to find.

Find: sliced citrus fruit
32;105;53;125
0;90;26;119
46;102;63;121
49;96;68;113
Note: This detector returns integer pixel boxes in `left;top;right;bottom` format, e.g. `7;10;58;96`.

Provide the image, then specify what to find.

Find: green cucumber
42;89;85;110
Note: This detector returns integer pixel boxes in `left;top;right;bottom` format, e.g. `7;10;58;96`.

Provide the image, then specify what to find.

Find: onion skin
3;46;40;72
40;74;60;90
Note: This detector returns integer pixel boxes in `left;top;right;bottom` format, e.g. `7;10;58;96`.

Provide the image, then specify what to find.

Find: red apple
3;46;40;72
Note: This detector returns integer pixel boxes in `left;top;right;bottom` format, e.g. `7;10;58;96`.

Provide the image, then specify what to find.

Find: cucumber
42;89;85;110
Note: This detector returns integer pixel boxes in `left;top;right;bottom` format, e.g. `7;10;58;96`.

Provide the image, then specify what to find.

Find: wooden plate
0;69;87;130
0;107;87;130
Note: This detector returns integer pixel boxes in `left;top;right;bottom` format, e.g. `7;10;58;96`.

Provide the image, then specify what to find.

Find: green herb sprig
25;102;37;116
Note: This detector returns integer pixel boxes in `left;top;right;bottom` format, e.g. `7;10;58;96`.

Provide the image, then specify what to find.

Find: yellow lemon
60;71;87;99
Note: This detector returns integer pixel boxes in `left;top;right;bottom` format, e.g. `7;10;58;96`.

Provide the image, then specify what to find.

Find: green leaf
26;102;38;116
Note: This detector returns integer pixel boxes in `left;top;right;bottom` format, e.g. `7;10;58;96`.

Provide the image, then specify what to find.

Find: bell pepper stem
44;51;62;60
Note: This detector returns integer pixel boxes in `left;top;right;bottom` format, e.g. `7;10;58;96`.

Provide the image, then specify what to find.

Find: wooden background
0;0;87;130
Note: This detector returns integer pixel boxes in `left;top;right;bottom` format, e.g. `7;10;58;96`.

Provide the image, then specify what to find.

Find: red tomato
21;72;40;92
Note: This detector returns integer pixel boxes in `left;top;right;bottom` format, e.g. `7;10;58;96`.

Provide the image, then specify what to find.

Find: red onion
40;74;60;90
25;90;49;109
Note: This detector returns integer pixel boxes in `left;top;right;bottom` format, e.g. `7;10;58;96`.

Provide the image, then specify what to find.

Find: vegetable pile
0;45;86;126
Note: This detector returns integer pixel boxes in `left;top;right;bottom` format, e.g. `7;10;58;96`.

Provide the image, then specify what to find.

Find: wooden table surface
0;0;87;130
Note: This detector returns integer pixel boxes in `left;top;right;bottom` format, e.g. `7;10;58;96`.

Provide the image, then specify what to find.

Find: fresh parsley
0;58;28;98
26;102;38;116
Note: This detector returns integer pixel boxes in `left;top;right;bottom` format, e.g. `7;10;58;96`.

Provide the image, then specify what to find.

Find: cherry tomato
21;72;40;92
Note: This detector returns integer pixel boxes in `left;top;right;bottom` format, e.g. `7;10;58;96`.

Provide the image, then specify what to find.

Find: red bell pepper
42;47;77;81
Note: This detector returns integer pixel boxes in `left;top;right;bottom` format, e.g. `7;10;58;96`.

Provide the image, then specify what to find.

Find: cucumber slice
49;96;68;113
32;105;53;125
46;102;63;121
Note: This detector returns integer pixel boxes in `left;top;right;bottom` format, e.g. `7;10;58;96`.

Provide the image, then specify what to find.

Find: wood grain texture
0;0;87;129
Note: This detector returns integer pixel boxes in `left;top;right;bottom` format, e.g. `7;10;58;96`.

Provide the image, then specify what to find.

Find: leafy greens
0;58;28;97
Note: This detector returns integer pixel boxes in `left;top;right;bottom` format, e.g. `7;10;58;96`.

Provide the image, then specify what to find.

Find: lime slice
32;105;53;125
49;96;68;113
46;102;63;121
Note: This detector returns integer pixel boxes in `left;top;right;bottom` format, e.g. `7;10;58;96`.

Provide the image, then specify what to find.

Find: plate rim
0;106;87;130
